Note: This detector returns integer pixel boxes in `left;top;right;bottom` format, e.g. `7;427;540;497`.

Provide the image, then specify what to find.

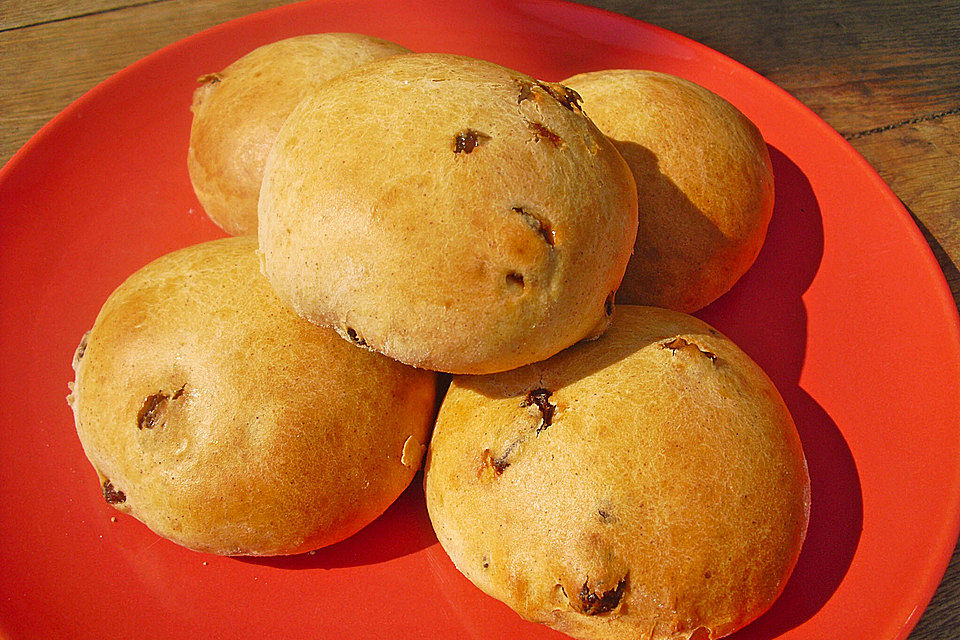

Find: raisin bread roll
425;305;809;640
69;236;435;555
259;54;638;374
188;33;409;235
563;70;774;312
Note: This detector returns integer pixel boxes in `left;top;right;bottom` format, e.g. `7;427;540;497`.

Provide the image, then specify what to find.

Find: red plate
2;1;958;638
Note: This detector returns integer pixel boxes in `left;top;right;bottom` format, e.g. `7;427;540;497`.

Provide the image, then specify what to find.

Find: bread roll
259;53;638;374
562;70;774;312
68;236;435;555
188;33;409;235
425;305;808;640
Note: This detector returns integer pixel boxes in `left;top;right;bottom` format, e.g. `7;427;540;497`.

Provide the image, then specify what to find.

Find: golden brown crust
259;54;638;374
69;237;436;555
562;70;775;312
187;34;410;235
425;305;809;640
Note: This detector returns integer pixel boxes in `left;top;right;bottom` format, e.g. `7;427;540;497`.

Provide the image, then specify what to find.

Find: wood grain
0;0;288;164
851;113;960;302
577;0;960;133
0;0;159;31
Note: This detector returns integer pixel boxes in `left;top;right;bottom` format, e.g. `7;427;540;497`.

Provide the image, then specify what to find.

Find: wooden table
2;1;957;637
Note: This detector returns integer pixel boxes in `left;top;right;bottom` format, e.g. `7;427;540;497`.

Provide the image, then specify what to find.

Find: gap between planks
0;0;170;34
845;106;960;140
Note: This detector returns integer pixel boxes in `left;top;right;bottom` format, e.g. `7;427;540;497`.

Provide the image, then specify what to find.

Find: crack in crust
479;448;512;477
516;79;583;113
521;388;556;433
517;80;536;104
478;388;558;480
539;82;583;113
661;337;718;362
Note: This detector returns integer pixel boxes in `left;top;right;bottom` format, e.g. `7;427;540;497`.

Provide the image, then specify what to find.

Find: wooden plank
578;0;960;135
846;112;960;305
0;0;289;164
5;0;958;161
0;0;159;31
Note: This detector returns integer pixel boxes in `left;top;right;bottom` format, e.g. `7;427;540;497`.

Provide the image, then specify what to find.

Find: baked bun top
563;70;774;312
69;236;436;556
188;33;409;235
258;53;638;375
425;305;809;640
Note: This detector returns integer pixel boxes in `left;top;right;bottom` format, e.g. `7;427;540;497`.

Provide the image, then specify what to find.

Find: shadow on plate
703;146;863;638
458;138;739;395
903;203;960;300
733;387;862;639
